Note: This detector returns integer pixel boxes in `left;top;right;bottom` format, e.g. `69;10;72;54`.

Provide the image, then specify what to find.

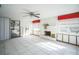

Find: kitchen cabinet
63;34;68;43
69;35;76;44
57;34;62;41
77;36;79;45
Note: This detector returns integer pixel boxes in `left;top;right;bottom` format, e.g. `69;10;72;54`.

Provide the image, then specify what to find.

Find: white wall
39;16;57;35
20;17;33;36
4;18;10;39
57;18;79;33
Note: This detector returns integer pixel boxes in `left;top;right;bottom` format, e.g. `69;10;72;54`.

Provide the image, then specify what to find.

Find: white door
0;18;5;40
0;18;9;40
0;19;1;40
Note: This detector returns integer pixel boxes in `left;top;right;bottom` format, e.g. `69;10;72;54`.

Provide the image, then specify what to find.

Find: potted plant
43;23;49;29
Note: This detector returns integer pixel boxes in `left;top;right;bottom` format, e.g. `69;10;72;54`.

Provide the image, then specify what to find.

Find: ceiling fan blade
34;15;40;18
22;12;30;14
23;15;29;17
23;9;31;12
33;10;39;13
22;9;40;18
35;13;40;15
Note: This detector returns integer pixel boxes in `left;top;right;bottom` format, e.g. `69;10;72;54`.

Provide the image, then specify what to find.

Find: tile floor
0;35;79;55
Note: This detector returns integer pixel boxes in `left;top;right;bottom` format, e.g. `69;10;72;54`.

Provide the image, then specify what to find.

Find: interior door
0;18;9;40
0;18;5;40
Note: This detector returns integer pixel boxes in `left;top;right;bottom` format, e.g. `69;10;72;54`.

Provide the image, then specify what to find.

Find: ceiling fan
22;9;40;18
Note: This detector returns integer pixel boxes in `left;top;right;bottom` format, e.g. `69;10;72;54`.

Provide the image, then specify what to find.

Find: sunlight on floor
36;42;66;51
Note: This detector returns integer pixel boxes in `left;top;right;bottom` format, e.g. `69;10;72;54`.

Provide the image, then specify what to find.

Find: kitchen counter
57;32;79;36
56;32;79;46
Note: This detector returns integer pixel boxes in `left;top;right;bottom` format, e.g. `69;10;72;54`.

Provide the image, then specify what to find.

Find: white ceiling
0;4;79;20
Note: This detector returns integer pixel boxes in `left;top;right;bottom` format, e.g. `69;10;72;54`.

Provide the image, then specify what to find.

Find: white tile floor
0;35;79;55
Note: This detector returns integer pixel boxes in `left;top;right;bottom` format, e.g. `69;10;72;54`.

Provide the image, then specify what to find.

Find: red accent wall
58;12;79;20
32;19;40;23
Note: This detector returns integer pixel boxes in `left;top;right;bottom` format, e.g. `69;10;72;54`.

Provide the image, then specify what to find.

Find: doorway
10;20;21;38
